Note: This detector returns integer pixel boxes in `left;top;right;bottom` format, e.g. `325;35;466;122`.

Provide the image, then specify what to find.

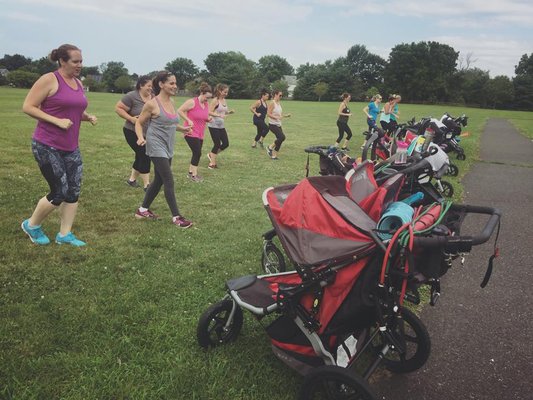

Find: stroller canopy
265;176;376;266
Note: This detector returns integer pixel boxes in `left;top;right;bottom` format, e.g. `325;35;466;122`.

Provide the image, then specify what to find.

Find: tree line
1;42;532;111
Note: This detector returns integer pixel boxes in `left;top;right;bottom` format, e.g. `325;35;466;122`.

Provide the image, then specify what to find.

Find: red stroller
197;165;501;399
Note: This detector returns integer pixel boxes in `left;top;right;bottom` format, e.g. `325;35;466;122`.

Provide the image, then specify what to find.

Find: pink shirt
184;96;209;139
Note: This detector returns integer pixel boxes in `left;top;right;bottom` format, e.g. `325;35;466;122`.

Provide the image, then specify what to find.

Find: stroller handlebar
412;204;501;249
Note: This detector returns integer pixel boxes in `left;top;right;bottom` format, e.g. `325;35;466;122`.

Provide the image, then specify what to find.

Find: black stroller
197;167;501;399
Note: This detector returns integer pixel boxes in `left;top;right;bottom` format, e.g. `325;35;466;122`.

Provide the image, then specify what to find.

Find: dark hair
214;83;228;97
197;82;212;95
259;88;270;98
388;94;395;102
136;75;152;91
152;71;174;95
340;92;351;100
272;90;282;97
49;44;80;65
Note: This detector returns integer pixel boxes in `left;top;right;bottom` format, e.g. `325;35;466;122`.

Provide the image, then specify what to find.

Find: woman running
206;83;234;169
250;89;270;148
21;43;97;247
335;92;353;150
134;71;193;228
266;90;291;160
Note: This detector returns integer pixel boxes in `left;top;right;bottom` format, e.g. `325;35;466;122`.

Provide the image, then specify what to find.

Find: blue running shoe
21;219;50;245
266;147;273;158
55;232;87;247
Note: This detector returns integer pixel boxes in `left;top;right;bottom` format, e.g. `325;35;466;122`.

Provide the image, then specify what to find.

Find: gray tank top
146;98;180;158
207;100;228;129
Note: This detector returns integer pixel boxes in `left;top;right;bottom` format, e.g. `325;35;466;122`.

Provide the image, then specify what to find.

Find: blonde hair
373;94;382;101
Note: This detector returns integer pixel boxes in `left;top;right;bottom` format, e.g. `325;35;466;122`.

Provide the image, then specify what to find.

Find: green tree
513;53;533;110
203;51;257;98
459;68;490;107
271;79;289;94
486;75;514;109
384;41;458;103
7;70;39;88
82;76;105;92
165;57;199;88
81;66;100;77
0;54;32;71
101;61;129;92
346;45;386;90
115;75;133;93
293;63;328;100
22;57;56;75
313;82;329;101
257;55;294;83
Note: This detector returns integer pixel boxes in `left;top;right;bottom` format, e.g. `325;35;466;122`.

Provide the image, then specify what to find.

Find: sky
1;0;532;78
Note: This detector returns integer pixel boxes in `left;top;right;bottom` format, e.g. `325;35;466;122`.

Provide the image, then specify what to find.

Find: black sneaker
126;179;139;188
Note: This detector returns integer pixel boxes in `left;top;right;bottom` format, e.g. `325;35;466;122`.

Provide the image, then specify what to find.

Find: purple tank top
184;96;209;139
33;70;88;151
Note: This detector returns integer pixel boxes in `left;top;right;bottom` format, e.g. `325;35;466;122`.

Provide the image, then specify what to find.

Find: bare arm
115;101;136;125
22;73;73;130
363;105;370;118
250;100;261;116
135;100;155;146
177;98;194;126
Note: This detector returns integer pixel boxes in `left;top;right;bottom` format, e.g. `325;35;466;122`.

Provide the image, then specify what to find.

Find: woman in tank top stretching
21;44;97;247
250;88;270;148
178;82;219;182
134;71;193;228
206;83;235;169
266;90;291;160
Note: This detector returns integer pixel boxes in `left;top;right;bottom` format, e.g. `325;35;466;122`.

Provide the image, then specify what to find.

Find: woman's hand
87;115;98;125
137;137;146;146
56;118;73;130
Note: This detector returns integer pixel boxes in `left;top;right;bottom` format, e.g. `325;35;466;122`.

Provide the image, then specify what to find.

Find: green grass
1;86;532;399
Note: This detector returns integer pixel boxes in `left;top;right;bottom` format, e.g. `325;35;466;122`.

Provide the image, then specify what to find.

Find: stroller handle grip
413;205;501;249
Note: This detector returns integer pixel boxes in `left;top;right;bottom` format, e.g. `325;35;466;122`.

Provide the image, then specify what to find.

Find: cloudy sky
1;0;532;78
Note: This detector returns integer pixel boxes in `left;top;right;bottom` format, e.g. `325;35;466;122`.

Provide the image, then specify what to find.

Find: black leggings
269;124;286;152
184;136;203;166
208;127;229;154
336;121;352;143
123;128;150;174
254;120;269;142
142;157;180;217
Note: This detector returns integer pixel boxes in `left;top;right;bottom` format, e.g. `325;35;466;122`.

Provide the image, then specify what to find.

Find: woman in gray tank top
133;71;193;228
206;83;235;169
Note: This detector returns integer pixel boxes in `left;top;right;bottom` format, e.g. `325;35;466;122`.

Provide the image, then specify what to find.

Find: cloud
3;11;46;23
432;34;527;76
14;0;312;29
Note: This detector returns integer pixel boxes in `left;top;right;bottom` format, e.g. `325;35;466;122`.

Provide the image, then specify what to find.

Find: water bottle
395;140;408;164
422;127;435;152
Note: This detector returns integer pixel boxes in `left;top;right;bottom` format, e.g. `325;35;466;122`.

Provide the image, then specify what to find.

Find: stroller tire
298;365;377;400
438;180;454;198
446;163;459;177
456;152;466;161
197;300;243;348
372;308;431;373
262;242;286;274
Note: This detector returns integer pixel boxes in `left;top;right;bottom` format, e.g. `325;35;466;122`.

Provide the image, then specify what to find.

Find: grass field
1;86;532;399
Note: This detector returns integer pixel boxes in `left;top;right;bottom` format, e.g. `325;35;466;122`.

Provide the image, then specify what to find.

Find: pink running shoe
135;208;158;220
173;216;193;228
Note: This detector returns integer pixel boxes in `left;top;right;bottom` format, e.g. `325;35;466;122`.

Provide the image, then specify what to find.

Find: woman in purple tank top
20;44;97;247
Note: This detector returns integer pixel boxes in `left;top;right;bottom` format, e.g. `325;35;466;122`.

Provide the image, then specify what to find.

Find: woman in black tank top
250;89;270;148
335;92;353;150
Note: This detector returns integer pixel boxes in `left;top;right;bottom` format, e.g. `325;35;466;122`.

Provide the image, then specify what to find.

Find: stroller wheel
371;308;431;373
456;152;466;161
197;300;243;348
299;365;376;400
437;180;454;198
262;242;286;274
446;164;459;177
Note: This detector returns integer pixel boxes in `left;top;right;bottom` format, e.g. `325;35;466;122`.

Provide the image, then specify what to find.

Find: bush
7;70;40;88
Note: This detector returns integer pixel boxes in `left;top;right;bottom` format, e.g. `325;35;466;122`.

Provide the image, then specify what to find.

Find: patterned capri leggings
31;140;83;205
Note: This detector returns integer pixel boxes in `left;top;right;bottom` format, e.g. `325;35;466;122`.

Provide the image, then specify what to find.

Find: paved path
377;119;533;400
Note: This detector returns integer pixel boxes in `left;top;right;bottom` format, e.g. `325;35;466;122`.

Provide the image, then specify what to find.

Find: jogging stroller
197;168;501;399
304;145;353;177
439;113;468;160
